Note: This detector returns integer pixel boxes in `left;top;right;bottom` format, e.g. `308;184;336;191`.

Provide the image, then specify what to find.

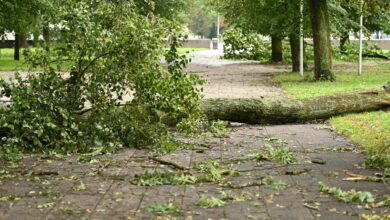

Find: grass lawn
370;62;390;71
329;111;390;168
274;71;390;100
176;47;209;54
0;48;209;71
0;48;30;71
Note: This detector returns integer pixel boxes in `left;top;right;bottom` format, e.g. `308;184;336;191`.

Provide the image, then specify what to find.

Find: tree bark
289;35;300;72
33;31;40;47
200;90;389;124
14;33;21;61
271;36;283;62
308;0;334;81
43;26;50;44
339;32;349;52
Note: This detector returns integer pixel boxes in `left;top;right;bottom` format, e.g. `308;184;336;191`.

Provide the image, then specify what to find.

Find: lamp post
217;13;220;41
299;0;304;77
358;0;364;75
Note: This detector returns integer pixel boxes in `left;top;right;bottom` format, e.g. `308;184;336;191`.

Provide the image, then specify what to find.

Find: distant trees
330;0;390;52
219;0;311;68
0;0;57;60
0;0;50;60
186;0;220;39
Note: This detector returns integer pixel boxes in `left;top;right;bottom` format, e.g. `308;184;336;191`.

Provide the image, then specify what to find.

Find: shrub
333;42;390;62
222;28;314;63
222;28;271;61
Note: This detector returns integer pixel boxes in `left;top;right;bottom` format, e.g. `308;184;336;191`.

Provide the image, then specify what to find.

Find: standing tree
0;0;47;60
308;0;335;81
219;0;311;67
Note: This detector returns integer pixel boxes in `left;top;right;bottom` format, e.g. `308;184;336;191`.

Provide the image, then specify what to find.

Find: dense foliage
333;42;390;61
0;0;203;155
222;28;271;61
330;0;390;51
222;28;314;63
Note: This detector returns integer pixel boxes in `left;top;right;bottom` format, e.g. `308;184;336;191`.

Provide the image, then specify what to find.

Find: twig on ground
221;180;265;189
97;161;111;174
343;171;383;182
303;203;319;211
148;156;189;171
284;168;311;175
21;170;59;176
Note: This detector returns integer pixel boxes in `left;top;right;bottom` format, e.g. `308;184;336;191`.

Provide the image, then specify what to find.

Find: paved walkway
0;50;388;220
186;48;287;100
0;124;388;220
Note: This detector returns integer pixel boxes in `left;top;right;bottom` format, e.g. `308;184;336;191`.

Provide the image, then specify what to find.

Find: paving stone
0;123;387;220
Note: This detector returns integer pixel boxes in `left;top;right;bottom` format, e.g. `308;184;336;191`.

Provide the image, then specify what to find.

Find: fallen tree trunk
340;51;390;60
1;88;389;131
200;90;389;124
363;53;390;60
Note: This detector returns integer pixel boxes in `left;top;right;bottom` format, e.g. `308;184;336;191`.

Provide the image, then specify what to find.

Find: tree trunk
43;24;50;49
308;0;334;81
200;90;389;124
289;35;300;72
339;32;349;52
33;31;40;47
271;36;283;62
14;33;20;61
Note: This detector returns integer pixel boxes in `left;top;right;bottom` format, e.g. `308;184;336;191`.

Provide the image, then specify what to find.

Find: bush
333;42;390;62
222;28;314;63
0;1;203;155
222;28;271;61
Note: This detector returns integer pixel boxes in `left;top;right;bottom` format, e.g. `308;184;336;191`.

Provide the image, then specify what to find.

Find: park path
0;49;388;220
0;124;388;220
186;48;288;100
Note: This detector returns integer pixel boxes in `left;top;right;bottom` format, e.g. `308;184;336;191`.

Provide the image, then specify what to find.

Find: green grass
176;47;208;54
370;63;390;71
329;111;390;167
274;71;390;100
0;48;30;71
0;48;209;71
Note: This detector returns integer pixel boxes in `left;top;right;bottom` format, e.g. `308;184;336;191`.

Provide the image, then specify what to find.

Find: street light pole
299;0;304;77
217;13;220;41
358;0;364;75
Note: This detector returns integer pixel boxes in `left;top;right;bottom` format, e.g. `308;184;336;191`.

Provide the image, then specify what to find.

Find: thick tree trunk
289;35;300;72
14;33;21;61
271;36;283;62
308;0;334;81
200;90;389;124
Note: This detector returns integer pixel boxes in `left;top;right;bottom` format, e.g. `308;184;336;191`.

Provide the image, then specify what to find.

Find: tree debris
284;168;311;175
343;171;383;182
303;203;319;211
